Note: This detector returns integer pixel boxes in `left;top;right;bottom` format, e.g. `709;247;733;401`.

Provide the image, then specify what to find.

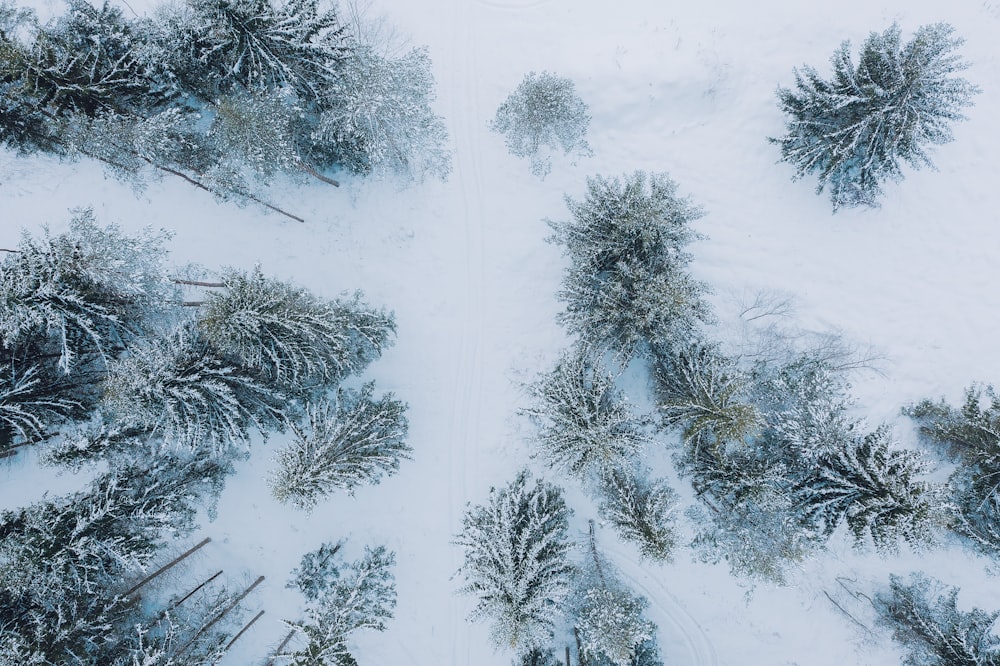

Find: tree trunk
224;609;266;651
123;537;211;597
176;575;265;656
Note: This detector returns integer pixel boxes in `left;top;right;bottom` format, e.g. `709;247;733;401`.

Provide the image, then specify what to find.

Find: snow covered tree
270;382;410;510
751;354;860;465
906;385;1000;556
515;648;562;666
100;322;286;452
17;0;158;117
522;347;647;481
572;529;656;666
0;449;229;663
0;211;172;373
198;268;395;388
796;426;939;551
597;467;678;562
311;44;450;180
209;89;302;178
653;343;760;450
456;470;575;652
684;445;817;584
282;541;396;666
549;172;710;359
773;23;979;210
0;361;81;450
875;573;1000;666
145;0;346;101
491;71;591;178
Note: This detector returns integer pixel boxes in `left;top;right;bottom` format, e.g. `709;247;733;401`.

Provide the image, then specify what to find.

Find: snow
3;0;1000;664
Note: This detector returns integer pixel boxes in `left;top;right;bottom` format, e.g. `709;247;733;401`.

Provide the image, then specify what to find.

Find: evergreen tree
597;467;678;562
0;361;80;449
515;648;562;666
875;573;1000;666
197;268;395;388
456;470;575;652
491;71;591;178
684;446;817;584
773;23;978;210
573;530;656;666
100;322;286;452
653;343;760;450
283;541;396;666
0;211;172;373
548;172;710;359
522;347;647;481
906;385;1000;556
147;0;347;101
0;449;229;663
796;426;938;551
312;44;450;180
270;382;410;510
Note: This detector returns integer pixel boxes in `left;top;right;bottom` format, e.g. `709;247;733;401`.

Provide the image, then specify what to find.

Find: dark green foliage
0;211;171;373
516;648;563;666
796;426;938;551
456;470;575;651
684;445;817;584
284;542;397;666
653;343;760;449
549;172;709;359
773;23;978;210
20;0;155;116
906;385;1000;555
597;467;678;562
198;268;395;388
875;573;1000;666
0;450;229;663
101;322;286;451
270;382;411;510
152;0;346;101
522;347;647;481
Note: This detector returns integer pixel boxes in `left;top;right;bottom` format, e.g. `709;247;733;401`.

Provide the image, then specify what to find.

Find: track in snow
602;544;719;666
446;1;488;662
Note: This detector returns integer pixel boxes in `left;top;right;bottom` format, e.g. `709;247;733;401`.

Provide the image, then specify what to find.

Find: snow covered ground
3;0;1000;664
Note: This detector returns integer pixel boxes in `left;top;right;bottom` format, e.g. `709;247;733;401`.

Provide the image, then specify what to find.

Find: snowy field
3;0;1000;664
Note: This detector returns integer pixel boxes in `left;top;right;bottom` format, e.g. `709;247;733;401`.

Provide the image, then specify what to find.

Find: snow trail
602;543;719;666
446;0;488;661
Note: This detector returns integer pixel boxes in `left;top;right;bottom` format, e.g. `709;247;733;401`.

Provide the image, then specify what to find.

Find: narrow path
602;544;719;666
446;1;487;662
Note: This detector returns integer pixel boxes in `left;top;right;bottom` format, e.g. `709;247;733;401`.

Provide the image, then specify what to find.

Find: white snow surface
3;0;1000;664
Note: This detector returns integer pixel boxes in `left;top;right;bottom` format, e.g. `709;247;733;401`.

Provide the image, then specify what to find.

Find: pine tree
548;172;710;359
515;648;562;666
148;0;347;101
456;470;575;652
522;348;647;481
100;322;286;451
906;385;1000;556
653;343;760;450
311;44;450;180
875;573;1000;666
0;450;229;663
773;23;979;210
491;71;591;178
270;382;410;510
684;446;817;584
283;542;397;666
597;467;678;562
573;529;656;666
796;426;938;551
0;211;172;373
0;361;80;449
197;268;395;388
